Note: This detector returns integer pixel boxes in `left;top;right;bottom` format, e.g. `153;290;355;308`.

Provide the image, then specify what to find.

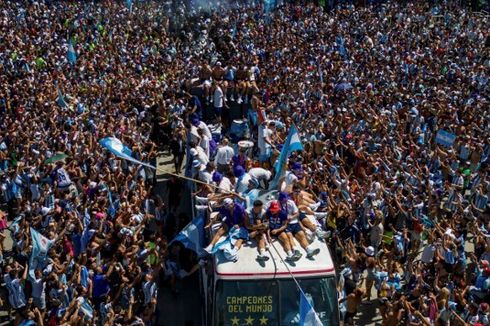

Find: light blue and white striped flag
269;125;303;189
99;137;155;169
299;290;323;326
67;42;77;65
171;215;206;257
57;89;68;109
29;228;54;280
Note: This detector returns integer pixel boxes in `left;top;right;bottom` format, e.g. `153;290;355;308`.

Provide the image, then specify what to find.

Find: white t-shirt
57;167;72;188
197;121;212;139
258;126;273;154
235;173;252;194
421;244;436;264
213;86;224;108
248;168;272;181
214;146;234;165
280;171;298;192
281;199;299;223
218;177;233;193
199;168;213;184
196;146;209;165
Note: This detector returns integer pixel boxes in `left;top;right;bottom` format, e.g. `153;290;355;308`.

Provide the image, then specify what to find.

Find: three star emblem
230;315;269;325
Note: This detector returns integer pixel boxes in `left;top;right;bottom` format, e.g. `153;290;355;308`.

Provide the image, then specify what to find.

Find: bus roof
214;236;336;280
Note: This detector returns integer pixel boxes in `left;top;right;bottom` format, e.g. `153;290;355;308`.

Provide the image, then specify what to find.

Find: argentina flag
29;228;54;280
67;42;77;65
299;290;323;326
269;125;303;189
99;137;155;169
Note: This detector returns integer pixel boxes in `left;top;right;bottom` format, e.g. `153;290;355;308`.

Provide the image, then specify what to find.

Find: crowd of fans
0;0;489;325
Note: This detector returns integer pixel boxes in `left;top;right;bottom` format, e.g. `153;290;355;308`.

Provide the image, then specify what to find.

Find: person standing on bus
244;200;269;261
204;197;247;253
266;200;297;262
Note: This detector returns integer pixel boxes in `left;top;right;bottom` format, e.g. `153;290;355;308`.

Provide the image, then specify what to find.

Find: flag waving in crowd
269;125;303;189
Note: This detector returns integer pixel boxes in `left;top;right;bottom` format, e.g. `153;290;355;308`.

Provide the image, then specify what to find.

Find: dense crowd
0;0;489;325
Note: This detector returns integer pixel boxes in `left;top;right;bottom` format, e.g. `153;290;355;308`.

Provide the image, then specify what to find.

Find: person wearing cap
266;200;296;262
212;171;233;194
244;200;269;261
204;197;246;253
233;165;252;194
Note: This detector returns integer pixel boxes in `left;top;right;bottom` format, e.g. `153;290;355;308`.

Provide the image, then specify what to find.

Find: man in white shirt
213;82;226;124
258;121;276;163
234;165;253;194
199;162;215;184
212;172;233;193
248;167;272;189
214;138;234;173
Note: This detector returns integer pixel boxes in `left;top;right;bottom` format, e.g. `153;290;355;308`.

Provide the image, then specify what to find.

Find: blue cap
212;172;223;183
291;162;302;170
278;192;289;201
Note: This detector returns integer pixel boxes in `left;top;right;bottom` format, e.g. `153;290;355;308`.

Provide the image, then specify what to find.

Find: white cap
192;159;201;168
41;207;51;216
365;246;375;257
223;198;233;206
190;148;198;156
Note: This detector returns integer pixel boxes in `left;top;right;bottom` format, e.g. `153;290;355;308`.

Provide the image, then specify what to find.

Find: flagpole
268;241;323;322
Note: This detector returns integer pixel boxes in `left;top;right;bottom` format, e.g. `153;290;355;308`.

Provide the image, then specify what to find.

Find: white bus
200;204;340;325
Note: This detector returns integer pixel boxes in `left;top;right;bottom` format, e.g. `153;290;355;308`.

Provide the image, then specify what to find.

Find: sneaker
314;212;328;219
306;248;320;259
316;229;330;239
237;97;243;104
230;95;235;102
285;255;294;262
293;250;302;261
256;255;269;262
309;202;321;211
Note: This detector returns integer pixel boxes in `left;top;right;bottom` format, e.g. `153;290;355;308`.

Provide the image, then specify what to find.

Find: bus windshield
215;277;339;326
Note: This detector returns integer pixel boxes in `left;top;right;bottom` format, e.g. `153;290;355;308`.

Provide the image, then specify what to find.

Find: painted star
259;315;269;325
230;316;240;326
245;315;254;325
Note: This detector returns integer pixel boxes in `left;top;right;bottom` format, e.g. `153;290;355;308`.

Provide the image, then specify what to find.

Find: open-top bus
200;192;340;326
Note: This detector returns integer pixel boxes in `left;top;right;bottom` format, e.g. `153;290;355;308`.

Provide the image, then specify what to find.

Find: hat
291;162;303;170
223;198;233;206
365;246;375;257
212;172;223;183
484;267;490;276
41;207;51;216
278;192;289;202
481;260;489;267
192;159;201;168
191;118;200;126
268;201;281;214
190;148;198;156
233;165;245;178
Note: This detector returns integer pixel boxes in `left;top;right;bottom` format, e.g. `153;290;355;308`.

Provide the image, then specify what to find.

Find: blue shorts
213;106;222;117
286;223;302;235
299;212;307;221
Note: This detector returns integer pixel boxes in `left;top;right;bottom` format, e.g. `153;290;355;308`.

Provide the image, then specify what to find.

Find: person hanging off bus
289;184;330;240
278;192;321;260
204;197;247;254
244;199;270;262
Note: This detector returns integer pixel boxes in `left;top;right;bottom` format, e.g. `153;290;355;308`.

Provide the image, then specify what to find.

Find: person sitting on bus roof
244;199;270;262
204;197;247;254
278;192;320;259
266;200;297;262
290;184;329;240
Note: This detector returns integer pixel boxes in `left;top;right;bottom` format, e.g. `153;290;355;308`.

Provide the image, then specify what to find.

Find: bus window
279;277;339;326
215;280;279;326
